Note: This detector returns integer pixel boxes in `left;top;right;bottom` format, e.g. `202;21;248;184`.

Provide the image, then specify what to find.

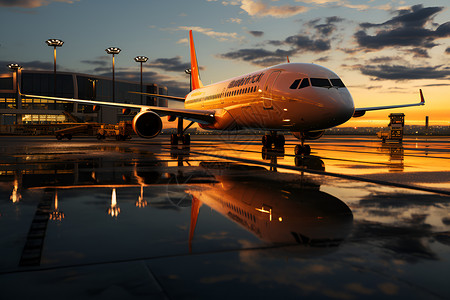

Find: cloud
248;30;264;37
220;26;332;66
314;56;329;62
306;16;344;37
81;59;109;67
360;5;443;29
147;56;193;73
270;34;331;52
240;0;308;18
227;18;242;24
359;64;450;80
294;0;391;11
367;56;403;64
177;26;242;42
407;48;430;58
0;0;76;8
0;60;54;70
97;69;190;97
219;48;295;66
176;38;189;45
355;5;450;51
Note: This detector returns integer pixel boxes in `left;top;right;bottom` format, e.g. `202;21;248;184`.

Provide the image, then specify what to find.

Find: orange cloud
0;0;76;8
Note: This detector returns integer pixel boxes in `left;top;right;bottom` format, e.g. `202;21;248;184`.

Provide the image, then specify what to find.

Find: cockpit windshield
310;78;332;88
330;78;346;88
289;77;344;89
289;78;310;89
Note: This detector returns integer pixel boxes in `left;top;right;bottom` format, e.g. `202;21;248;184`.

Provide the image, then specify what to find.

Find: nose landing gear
294;133;311;156
294;144;311;156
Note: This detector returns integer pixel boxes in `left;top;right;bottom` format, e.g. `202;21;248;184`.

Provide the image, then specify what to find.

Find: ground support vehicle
96;121;133;141
376;113;405;143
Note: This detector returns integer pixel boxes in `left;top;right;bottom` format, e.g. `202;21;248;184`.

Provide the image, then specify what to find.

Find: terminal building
0;70;168;126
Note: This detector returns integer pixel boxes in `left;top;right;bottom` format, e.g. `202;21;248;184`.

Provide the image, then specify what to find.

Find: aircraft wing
353;89;425;117
21;93;216;124
128;91;186;102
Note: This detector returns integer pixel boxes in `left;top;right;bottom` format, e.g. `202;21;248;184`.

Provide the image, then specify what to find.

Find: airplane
22;30;425;155
187;162;353;250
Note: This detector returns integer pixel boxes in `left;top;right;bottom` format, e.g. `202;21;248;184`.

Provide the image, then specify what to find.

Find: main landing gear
261;131;312;156
171;133;190;145
262;131;285;148
171;117;194;146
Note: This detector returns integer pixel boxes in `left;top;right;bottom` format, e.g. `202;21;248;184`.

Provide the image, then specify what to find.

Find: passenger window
298;78;310;89
310;78;332;88
331;78;345;87
289;79;301;89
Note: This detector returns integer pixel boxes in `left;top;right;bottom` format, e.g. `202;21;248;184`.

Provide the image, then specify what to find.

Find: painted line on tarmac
189;150;450;196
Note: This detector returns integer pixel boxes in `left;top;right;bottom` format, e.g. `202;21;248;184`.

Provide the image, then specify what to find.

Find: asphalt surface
0;134;449;299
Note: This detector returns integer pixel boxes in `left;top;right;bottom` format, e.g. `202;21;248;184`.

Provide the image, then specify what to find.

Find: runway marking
215;147;397;167
188;150;450;196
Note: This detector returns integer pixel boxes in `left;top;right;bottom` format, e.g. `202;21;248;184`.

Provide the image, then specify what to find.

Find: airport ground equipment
96;121;133;141
55;123;101;140
376;113;405;143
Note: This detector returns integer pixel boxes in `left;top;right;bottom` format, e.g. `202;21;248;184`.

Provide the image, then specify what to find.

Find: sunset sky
1;0;449;127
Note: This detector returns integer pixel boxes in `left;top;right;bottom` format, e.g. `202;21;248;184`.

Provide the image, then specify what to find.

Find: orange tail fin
189;30;203;90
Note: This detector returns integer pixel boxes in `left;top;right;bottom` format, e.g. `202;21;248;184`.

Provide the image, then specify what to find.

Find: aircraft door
262;71;281;110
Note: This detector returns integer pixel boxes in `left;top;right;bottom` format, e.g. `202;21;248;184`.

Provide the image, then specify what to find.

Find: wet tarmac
0;135;449;299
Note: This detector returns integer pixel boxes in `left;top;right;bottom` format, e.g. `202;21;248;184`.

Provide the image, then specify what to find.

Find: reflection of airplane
188;163;353;249
22;31;425;155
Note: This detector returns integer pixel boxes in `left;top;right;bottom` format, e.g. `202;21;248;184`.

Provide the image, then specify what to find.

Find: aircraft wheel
261;147;268;160
65;134;72;140
182;134;190;145
262;135;273;148
96;134;103;140
304;145;311;155
171;133;179;145
295;145;311;156
56;134;63;140
274;135;285;148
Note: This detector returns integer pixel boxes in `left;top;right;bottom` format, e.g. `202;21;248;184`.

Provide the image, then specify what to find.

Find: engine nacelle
132;110;163;139
292;130;325;141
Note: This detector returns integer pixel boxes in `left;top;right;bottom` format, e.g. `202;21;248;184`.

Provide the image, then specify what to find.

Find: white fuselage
184;63;355;132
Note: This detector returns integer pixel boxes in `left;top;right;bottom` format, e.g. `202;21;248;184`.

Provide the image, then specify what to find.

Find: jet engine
132;110;163;138
292;130;325;141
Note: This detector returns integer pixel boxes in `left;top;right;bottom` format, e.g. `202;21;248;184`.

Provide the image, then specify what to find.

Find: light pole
134;56;148;105
88;79;98;100
45;39;64;96
105;47;121;102
7;63;22;124
185;68;192;91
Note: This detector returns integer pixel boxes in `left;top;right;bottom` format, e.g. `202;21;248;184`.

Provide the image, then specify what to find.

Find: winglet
287;56;290;63
189;30;203;90
419;89;425;104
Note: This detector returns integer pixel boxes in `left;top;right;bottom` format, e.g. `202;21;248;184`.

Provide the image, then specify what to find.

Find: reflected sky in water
0;136;449;299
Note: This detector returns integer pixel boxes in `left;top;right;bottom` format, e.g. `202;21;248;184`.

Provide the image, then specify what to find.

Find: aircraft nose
336;90;355;121
321;89;355;127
